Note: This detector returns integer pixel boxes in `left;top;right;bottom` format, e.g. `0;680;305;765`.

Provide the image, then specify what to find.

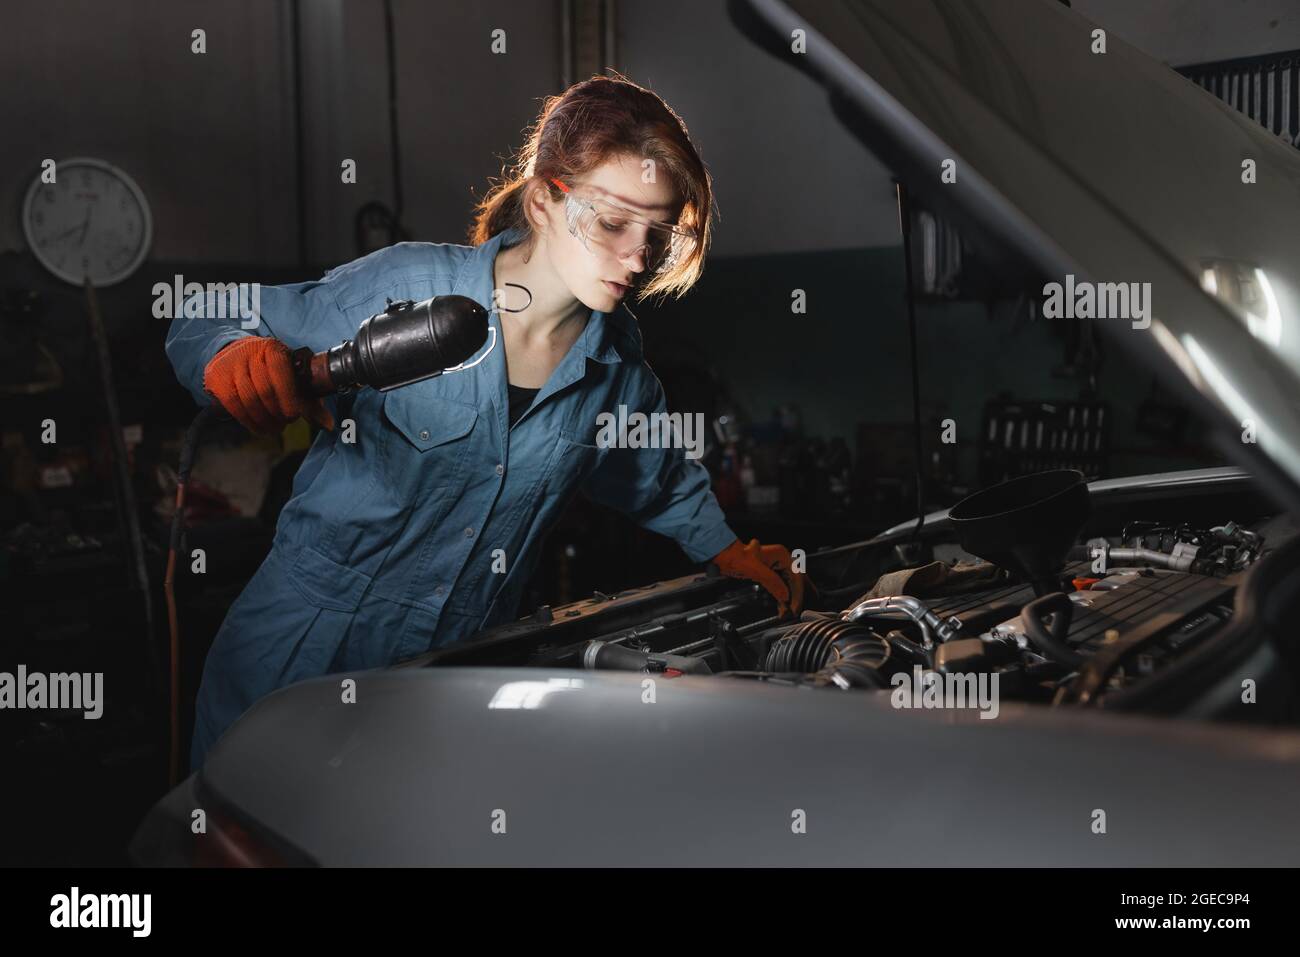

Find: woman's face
529;153;682;312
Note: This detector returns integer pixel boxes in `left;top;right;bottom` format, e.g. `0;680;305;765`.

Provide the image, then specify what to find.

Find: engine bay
410;469;1300;724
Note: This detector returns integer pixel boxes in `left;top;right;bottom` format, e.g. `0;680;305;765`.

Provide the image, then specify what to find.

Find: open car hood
732;0;1300;513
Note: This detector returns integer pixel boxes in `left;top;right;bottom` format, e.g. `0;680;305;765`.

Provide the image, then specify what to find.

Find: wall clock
22;157;153;287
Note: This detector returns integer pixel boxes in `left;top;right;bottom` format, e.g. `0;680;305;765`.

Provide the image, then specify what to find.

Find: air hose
164;405;225;786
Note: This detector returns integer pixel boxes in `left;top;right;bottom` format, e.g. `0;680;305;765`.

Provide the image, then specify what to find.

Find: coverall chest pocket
380;390;480;500
543;427;604;500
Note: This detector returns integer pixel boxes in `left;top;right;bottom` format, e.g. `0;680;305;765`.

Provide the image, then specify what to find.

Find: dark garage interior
3;0;1300;888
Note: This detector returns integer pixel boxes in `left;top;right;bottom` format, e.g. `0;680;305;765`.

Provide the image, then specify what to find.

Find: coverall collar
452;226;639;439
451;225;633;366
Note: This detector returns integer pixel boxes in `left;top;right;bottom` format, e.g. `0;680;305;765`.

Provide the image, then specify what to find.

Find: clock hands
46;205;94;245
47;223;84;243
77;205;93;247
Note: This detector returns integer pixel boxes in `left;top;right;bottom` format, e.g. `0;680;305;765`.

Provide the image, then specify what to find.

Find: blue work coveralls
165;226;738;769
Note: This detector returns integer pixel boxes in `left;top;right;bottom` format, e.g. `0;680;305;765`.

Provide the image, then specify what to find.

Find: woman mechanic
166;74;806;770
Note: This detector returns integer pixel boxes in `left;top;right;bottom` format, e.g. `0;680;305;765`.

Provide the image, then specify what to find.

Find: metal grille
1177;50;1300;147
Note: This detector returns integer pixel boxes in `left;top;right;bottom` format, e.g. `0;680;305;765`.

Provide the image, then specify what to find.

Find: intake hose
1020;591;1084;667
764;618;891;689
582;640;713;676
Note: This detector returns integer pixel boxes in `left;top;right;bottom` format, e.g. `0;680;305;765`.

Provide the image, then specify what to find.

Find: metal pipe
1103;546;1196;572
842;594;961;649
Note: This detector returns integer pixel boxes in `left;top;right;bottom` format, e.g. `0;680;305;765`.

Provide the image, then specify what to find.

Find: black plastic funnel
948;469;1090;595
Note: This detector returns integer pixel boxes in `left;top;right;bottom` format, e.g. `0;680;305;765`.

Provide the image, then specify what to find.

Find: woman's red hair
469;71;713;300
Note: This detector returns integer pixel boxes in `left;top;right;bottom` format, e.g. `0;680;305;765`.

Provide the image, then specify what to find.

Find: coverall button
419;429;430;440
464;526;475;538
434;585;445;597
495;463;504;476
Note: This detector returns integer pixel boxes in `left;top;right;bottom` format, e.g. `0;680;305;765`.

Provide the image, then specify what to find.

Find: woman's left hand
710;538;807;618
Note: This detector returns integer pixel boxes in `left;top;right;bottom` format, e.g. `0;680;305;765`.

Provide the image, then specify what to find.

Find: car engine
412;469;1298;721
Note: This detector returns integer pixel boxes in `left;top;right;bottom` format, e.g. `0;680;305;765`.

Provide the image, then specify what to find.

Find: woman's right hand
203;336;334;434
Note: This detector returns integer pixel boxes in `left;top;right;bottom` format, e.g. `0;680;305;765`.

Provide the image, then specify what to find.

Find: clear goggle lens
561;193;696;276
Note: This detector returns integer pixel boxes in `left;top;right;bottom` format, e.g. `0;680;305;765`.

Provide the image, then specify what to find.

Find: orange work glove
203;337;334;435
711;537;806;618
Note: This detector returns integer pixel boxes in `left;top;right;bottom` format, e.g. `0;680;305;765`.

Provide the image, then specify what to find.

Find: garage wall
0;0;559;268
617;0;904;256
315;0;559;262
3;1;1293;268
0;0;294;264
0;0;905;265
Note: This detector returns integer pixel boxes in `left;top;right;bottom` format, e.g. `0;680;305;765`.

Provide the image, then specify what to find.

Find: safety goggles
549;177;697;276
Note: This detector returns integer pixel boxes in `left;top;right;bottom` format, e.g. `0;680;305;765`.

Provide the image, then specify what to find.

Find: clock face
22;157;153;287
